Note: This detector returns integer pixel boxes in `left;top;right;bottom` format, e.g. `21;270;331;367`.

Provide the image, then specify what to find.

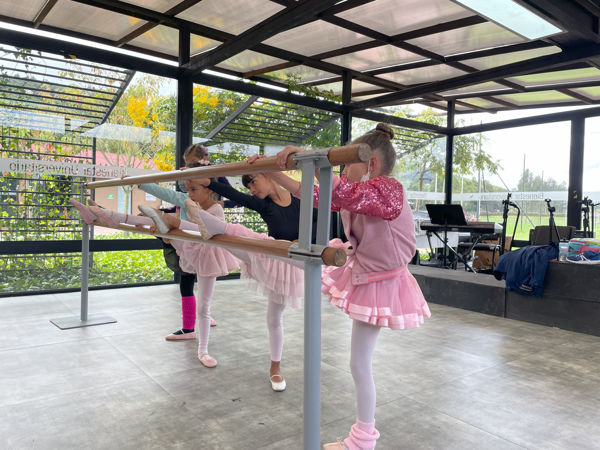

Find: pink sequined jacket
297;175;416;279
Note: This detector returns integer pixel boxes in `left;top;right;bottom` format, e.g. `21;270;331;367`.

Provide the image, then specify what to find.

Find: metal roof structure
0;0;598;115
0;45;134;133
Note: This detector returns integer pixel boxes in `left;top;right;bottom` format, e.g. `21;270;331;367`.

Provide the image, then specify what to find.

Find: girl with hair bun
272;122;430;449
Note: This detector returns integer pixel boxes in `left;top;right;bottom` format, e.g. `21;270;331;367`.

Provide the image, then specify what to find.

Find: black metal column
333;70;353;239
176;28;193;169
444;100;455;205
341;70;352;146
567;117;585;229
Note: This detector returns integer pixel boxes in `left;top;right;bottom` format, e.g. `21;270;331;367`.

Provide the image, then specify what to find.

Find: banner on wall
0;158;159;178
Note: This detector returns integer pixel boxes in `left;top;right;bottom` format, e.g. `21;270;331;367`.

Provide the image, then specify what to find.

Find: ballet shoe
89;206;121;228
138;205;170;234
322;439;346;449
270;374;286;392
165;329;196;340
184;198;212;239
69;198;97;225
199;352;217;368
210;317;217;327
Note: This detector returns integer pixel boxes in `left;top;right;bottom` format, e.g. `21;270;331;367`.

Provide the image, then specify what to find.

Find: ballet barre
77;142;371;450
85;143;371;188
107;223;347;267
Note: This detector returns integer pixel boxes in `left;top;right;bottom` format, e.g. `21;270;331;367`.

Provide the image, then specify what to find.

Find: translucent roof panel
177;0;285;35
128;25;179;56
463;46;562;70
315;79;383;96
507;68;600;88
572;87;600;101
44;0;143;41
263;20;371;56
216;50;286;73
439;81;507;97
497;91;574;106
336;0;472;36
128;25;221;57
457;97;500;109
0;0;46;21
263;65;338;84
323;45;425;72
377;65;466;85
406;22;525;57
121;0;183;13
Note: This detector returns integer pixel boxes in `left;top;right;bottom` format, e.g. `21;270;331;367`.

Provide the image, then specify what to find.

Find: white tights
267;294;286;362
102;210;151;226
350;320;381;423
180;215;291;363
196;277;216;354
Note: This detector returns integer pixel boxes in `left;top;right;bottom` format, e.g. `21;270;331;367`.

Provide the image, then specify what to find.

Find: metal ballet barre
74;143;372;450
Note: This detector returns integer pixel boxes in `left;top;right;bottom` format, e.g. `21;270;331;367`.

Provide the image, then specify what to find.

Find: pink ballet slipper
89;206;121;228
138;205;170;234
69;198;97;225
184;198;212;239
210;317;217;327
165;329;196;340
199;352;217;368
322;439;346;449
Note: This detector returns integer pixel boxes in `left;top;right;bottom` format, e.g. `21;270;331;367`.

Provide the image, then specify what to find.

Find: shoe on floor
165;329;196;340
322;439;346;449
270;374;286;392
199;352;217;368
210;317;217;327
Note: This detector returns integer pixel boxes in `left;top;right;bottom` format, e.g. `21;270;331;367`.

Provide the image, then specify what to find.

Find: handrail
86;143;371;188
109;223;347;267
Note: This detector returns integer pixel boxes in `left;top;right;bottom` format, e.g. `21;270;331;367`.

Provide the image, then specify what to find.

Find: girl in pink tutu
270;123;431;449
70;178;239;368
148;171;316;392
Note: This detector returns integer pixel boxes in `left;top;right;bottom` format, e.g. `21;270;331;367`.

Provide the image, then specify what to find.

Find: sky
461;107;600;193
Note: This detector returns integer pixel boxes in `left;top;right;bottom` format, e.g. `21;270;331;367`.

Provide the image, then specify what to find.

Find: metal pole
304;259;322;450
444;100;455;204
80;222;89;321
567;117;585;229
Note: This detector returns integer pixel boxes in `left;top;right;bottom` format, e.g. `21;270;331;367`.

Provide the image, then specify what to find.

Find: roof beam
350;42;600;110
33;0;58;28
183;0;340;74
115;0;205;47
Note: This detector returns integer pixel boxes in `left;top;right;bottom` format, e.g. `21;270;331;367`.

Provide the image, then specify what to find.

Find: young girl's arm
330;176;404;220
199;178;265;213
139;183;188;207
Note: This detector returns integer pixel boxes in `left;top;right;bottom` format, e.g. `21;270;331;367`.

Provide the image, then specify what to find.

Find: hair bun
375;123;394;140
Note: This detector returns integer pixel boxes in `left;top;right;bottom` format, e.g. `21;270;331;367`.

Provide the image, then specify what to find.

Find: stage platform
410;262;600;337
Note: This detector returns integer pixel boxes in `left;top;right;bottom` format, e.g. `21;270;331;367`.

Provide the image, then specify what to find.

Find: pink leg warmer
181;295;196;330
343;420;380;450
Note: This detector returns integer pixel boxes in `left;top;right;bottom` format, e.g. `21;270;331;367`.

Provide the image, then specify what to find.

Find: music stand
425;204;472;271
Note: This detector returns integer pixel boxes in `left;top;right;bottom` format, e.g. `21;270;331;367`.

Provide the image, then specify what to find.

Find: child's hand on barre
247;154;267;164
276;146;304;169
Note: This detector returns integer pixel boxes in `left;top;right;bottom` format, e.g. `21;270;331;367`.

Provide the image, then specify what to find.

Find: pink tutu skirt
225;223;303;308
177;241;239;278
322;255;431;330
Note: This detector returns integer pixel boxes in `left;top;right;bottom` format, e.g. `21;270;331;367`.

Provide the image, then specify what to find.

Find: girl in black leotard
197;171;317;392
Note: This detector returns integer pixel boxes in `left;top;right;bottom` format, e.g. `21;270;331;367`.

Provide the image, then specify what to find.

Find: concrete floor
2;280;600;450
